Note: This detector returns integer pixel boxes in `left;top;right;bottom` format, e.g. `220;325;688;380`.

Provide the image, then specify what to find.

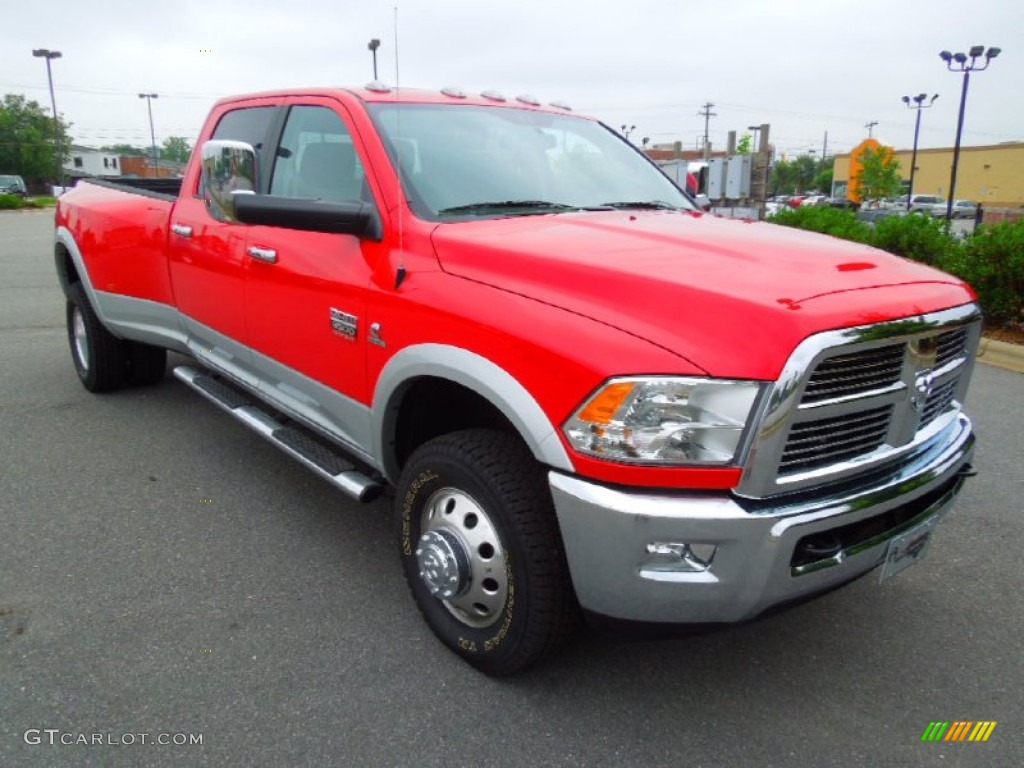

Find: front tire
66;283;127;392
396;429;579;676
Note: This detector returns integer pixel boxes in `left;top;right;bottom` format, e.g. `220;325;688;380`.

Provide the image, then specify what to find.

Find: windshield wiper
598;200;682;211
437;200;579;216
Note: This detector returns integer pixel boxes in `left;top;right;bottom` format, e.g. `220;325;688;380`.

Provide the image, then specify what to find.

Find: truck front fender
372;344;574;482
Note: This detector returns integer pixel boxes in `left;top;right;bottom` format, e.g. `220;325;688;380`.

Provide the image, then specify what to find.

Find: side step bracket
174;365;383;502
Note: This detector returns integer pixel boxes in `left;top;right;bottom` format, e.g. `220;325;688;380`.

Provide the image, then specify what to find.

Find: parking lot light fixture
368;39;380;80
902;92;938;211
940;44;1000;220
32;48;63;190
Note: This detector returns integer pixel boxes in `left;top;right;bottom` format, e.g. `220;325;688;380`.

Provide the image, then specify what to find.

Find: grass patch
0;194;45;210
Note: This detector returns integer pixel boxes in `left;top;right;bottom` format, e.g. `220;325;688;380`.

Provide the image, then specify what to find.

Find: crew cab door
242;100;380;444
167;102;280;382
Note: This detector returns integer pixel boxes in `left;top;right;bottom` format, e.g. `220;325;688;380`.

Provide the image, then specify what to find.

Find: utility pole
864;120;878;138
698;102;716;160
139;93;159;176
822;130;828;161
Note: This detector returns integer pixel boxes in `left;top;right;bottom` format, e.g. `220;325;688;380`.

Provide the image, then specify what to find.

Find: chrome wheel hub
72;307;89;371
416;529;469;599
418;488;509;629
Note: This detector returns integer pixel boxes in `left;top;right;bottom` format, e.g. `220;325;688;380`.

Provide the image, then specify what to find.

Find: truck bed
80;176;182;201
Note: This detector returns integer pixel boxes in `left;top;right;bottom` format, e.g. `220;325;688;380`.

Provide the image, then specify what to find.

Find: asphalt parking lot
1;209;1021;767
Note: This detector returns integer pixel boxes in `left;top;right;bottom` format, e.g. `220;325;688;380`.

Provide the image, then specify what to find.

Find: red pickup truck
55;86;980;675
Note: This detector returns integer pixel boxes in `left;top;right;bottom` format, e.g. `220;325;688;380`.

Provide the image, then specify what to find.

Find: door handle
247;246;278;264
171;223;193;238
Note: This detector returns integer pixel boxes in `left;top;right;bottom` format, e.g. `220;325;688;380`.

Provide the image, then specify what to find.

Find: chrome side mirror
201;140;257;223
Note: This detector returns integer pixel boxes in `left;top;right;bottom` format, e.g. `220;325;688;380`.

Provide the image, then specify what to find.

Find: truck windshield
367;103;693;221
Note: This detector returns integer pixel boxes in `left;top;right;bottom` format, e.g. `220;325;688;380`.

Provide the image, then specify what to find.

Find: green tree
736;134;752;154
855;145;901;204
0;93;72;184
814;166;834;195
101;143;147;156
770;155;822;195
161;136;192;163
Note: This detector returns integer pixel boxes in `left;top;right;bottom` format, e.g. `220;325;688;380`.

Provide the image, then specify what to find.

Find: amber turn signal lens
577;381;635;424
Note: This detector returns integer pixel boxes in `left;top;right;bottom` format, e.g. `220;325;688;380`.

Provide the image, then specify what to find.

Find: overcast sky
4;0;1020;159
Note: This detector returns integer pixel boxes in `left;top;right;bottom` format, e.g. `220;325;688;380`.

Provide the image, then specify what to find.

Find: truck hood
430;211;974;379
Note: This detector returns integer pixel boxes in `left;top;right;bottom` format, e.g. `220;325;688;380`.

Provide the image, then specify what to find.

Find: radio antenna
393;4;407;290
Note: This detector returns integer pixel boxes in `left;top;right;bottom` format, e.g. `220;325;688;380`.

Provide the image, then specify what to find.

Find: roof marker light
481;90;507;102
365;81;391;93
515;94;541;106
549;100;572;111
441;86;468;99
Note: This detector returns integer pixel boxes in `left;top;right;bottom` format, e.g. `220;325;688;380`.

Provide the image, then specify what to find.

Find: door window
270;106;366;203
211;106;277;149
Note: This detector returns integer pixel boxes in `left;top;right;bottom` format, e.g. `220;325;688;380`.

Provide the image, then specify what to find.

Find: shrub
768;205;1024;329
940;220;1024;327
0;194;42;210
768;205;873;243
869;213;955;265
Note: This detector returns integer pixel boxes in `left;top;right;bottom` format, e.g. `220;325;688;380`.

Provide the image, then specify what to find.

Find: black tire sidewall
398;442;537;671
66;283;126;392
66;284;97;388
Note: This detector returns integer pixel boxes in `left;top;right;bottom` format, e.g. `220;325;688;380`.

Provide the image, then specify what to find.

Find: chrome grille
779;405;892;473
935;327;968;369
735;303;983;499
801;343;904;403
921;379;958;427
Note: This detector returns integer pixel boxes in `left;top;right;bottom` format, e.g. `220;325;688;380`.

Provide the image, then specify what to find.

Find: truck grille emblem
909;336;938;415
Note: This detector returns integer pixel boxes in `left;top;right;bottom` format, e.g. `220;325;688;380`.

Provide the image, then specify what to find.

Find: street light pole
138;93;159;176
901;93;938;211
747;125;761;153
368;39;380;80
32;48;63;192
940;45;1000;220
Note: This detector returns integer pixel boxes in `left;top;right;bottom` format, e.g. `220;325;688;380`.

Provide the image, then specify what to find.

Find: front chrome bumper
549;414;974;624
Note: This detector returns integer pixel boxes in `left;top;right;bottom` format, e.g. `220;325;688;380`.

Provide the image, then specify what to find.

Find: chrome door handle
247;246;277;264
171;223;193;238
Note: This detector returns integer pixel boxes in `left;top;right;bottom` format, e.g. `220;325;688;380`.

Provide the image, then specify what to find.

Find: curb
977;338;1024;374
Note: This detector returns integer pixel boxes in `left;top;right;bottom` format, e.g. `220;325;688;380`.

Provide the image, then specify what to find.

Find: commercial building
831;141;1024;209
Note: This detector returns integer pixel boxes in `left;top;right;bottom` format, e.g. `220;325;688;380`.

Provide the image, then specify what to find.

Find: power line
0;81;219;100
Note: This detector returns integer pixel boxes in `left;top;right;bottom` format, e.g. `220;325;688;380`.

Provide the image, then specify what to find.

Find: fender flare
372;343;574;482
54;226;104;313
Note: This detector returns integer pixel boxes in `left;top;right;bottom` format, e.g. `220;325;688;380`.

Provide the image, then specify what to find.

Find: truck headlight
563;377;765;465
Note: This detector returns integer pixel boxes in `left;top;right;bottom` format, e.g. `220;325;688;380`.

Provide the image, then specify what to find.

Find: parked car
906;194;944;214
799;195;828;207
826;197;858;210
949;200;979;219
0;174;28;196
